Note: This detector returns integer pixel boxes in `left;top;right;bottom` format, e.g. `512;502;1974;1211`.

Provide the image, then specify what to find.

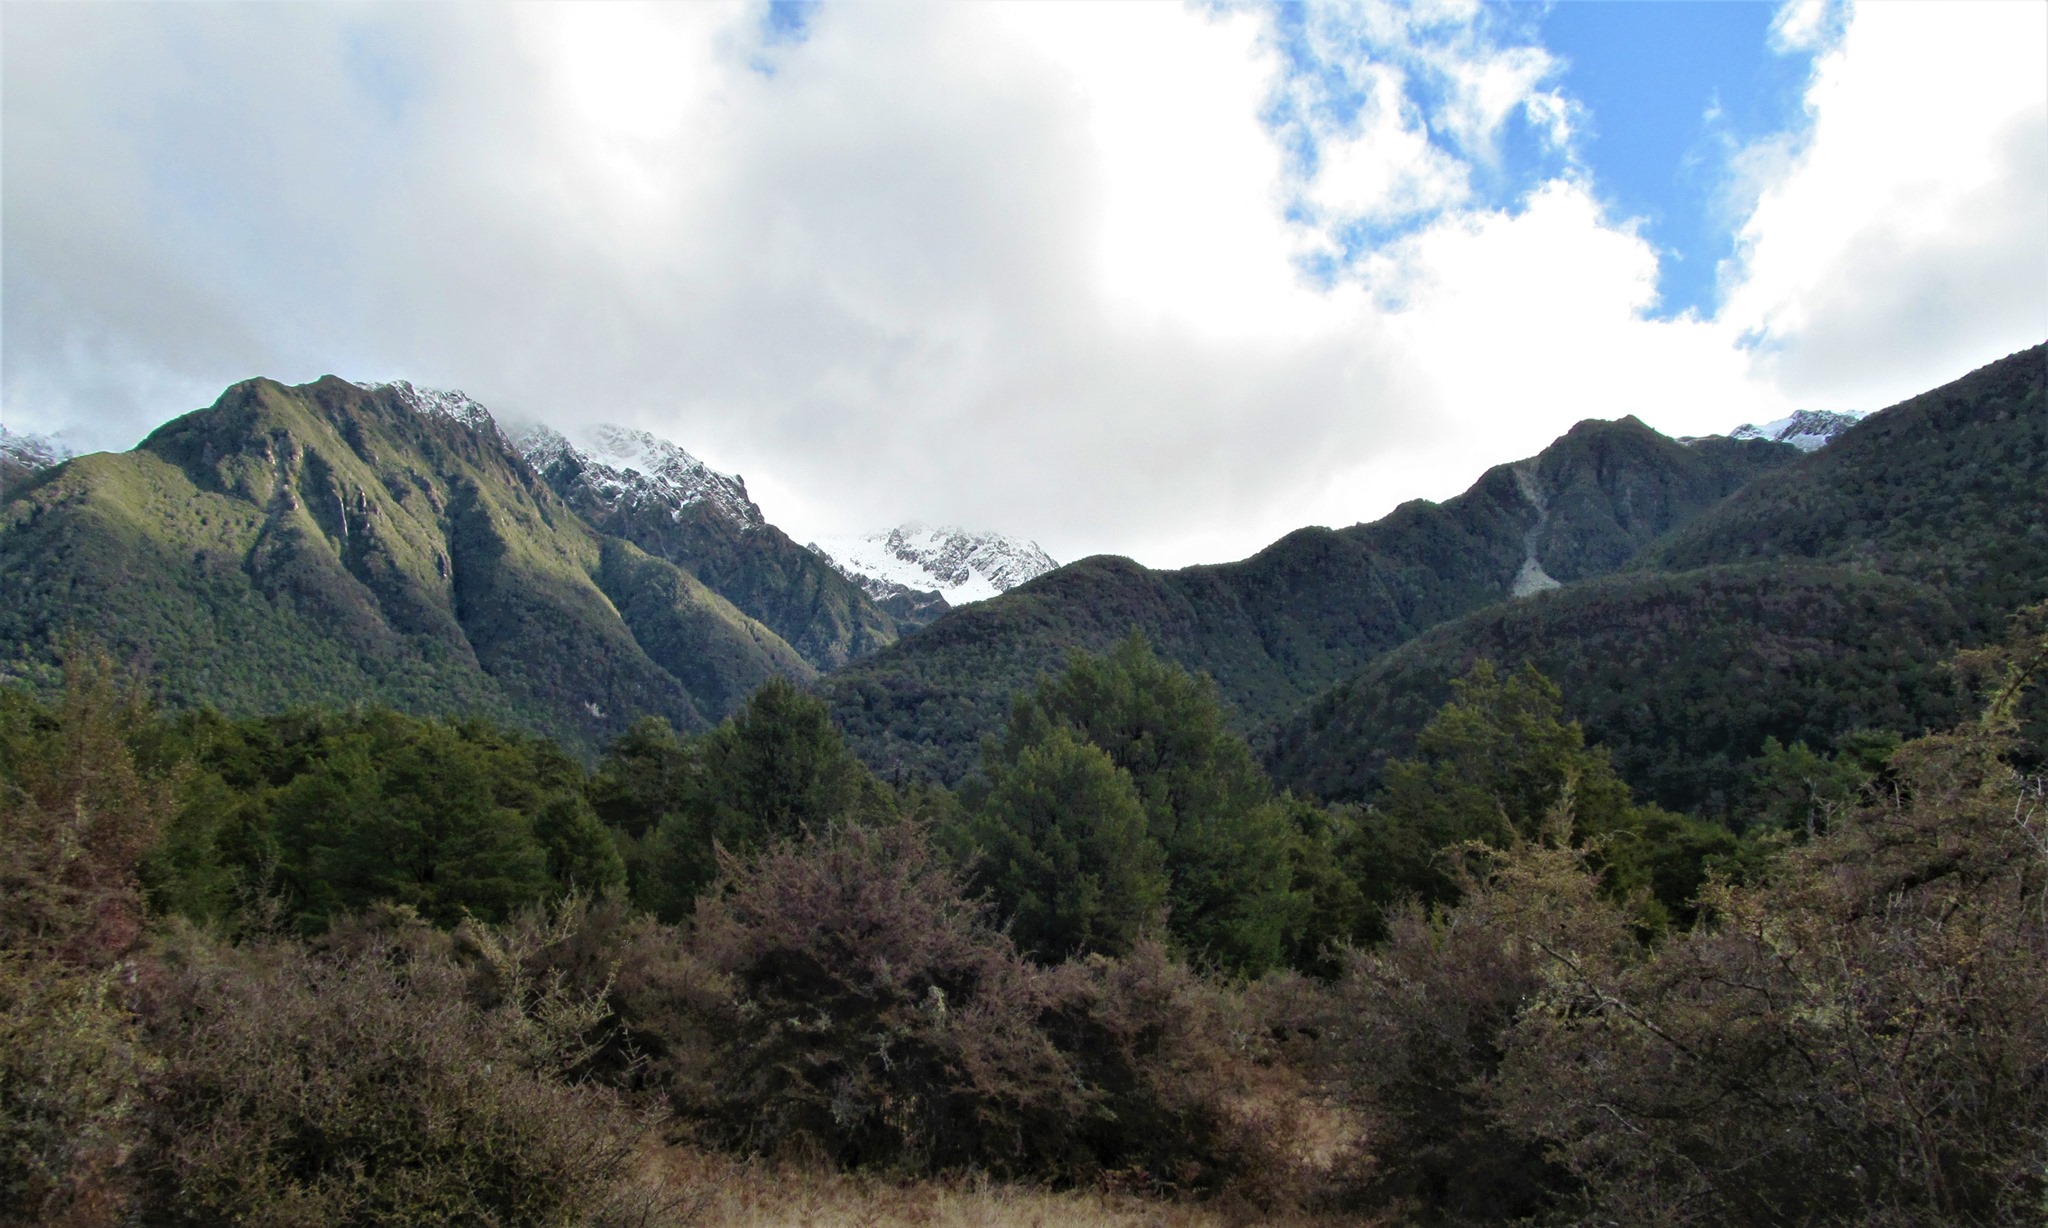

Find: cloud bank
4;0;2042;567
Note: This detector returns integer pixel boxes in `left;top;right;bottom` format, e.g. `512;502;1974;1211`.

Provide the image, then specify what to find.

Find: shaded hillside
828;419;1797;784
0;377;812;747
1265;565;1969;818
1270;342;2047;816
1640;342;2046;628
523;425;904;670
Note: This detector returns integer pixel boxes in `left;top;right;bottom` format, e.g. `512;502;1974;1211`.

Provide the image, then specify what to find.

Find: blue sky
3;0;2043;567
1539;0;1815;317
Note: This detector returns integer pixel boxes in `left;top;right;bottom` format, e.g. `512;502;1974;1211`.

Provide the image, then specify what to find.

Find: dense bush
1492;613;2048;1224
137;913;668;1227
689;819;1079;1174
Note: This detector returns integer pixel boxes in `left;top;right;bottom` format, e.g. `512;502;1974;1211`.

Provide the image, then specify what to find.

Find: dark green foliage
144;706;616;931
633;678;897;920
1271;564;1970;819
1739;728;1897;837
1643;341;2048;631
993;636;1303;976
966;727;1166;962
827;420;1794;785
1342;661;1736;931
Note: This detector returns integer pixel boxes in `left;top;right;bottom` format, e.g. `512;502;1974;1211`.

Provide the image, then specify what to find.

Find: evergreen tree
639;677;894;919
997;634;1301;975
969;727;1166;962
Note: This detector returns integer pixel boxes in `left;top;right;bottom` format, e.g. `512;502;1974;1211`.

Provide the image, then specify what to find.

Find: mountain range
3;343;2041;806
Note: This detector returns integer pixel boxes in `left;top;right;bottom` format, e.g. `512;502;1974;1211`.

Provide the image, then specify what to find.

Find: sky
3;0;2043;569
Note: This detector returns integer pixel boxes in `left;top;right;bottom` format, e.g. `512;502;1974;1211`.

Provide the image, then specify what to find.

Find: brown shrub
1285;811;1637;1224
689;819;1086;1175
1496;701;2048;1223
135;918;674;1227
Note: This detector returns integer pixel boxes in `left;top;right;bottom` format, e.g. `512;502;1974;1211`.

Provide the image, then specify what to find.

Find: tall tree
968;727;1166;962
995;634;1301;975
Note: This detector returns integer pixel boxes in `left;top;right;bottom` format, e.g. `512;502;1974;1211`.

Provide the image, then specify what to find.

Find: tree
968;727;1166;962
994;634;1302;975
1355;661;1724;929
639;678;895;920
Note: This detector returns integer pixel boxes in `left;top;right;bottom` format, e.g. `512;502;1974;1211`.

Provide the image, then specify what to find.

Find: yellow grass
642;1148;1372;1228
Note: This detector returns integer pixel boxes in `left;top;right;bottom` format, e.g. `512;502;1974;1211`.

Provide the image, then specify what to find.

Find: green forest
5;606;2045;1224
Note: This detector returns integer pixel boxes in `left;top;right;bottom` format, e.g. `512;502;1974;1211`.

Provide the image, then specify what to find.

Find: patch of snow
0;426;72;472
508;421;763;528
808;523;1057;606
367;380;505;439
1686;409;1868;452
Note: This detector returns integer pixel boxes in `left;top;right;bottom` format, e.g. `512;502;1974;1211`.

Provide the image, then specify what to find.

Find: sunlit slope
0;377;810;745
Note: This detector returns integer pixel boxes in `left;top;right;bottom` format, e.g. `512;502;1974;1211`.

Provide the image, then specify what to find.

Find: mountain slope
0;377;812;746
517;423;903;670
1640;343;2047;629
826;417;1800;784
1268;342;2047;815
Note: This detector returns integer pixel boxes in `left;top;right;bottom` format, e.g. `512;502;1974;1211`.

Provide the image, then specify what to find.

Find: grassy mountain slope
827;418;1798;784
1269;343;2046;815
0;377;813;746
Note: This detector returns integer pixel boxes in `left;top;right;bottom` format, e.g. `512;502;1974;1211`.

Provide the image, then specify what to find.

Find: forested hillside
827;418;1797;784
1270;343;2047;814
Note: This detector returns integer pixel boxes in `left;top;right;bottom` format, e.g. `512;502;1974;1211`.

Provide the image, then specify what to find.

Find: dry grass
642;1147;1371;1228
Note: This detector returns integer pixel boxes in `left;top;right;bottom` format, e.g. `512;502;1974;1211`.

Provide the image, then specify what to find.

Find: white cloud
1718;0;2048;408
2;0;2040;572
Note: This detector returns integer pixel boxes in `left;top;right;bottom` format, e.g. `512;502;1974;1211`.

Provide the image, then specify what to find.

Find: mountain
1;427;71;488
1267;342;2046;816
512;421;904;670
0;377;818;747
1681;408;1868;452
809;523;1058;613
824;417;1802;785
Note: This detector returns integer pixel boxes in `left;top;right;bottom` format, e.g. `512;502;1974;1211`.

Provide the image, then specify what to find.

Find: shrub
690;820;1083;1175
1301;821;1633;1224
0;954;153;1227
136;916;668;1227
1494;613;2048;1225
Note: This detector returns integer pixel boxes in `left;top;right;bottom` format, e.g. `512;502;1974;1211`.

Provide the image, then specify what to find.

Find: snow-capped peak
0;426;72;473
509;422;763;528
808;523;1057;606
367;380;504;438
1726;409;1867;452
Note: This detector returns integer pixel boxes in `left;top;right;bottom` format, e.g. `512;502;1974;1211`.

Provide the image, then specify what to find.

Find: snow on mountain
1723;409;1868;452
367;380;506;439
0;426;72;473
808;523;1057;606
509;421;764;528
